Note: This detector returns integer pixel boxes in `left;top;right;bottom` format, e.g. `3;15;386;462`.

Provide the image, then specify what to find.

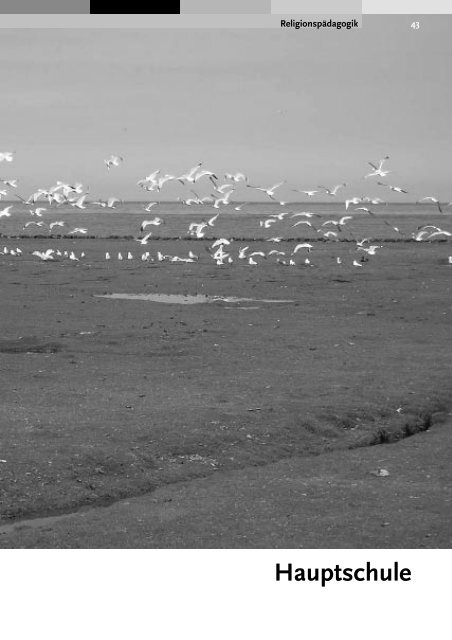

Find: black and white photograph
0;16;450;550
0;12;451;636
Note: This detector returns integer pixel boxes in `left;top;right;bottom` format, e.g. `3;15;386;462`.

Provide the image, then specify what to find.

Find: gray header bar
0;0;88;13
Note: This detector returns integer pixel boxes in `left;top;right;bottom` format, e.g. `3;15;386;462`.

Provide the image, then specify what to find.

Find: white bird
137;169;160;188
127;252;133;260
105;155;123;170
71;195;88;209
292;220;315;229
291;212;319;219
269;212;290;221
135;232;153;245
322;219;341;228
49;221;65;230
104;197;120;209
194;170;217;184
141;218;162;231
24;220;45;228
188;222;208;238
32;249;54;261
291;189;319;198
0;205;13;217
248;257;258;265
267;237;282;242
0;152;14;162
323;231;339;240
377;182;408;194
365;197;385;205
2;179;17;188
248;181;284;200
364;156;390;178
213;190;234;208
225;172;247;183
0;189;7;199
155;174;175;191
238;246;249;259
260;219;277;229
413;230;430;242
292;243;312;254
215;183;234;194
419;196;443;213
69;251;79;261
352;260;363;267
211;238;231;248
69;228;88;234
183;196;200;206
178;162;203;184
118;252;123;260
207;212;220;227
358;245;383;255
29;207;46;217
354;207;375;215
322;216;352;230
427;230;452;240
345;197;363;210
105;252;111;260
318;183;346;196
144;202;157;212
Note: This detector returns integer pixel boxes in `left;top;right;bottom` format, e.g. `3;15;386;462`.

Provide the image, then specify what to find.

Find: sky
0;16;452;201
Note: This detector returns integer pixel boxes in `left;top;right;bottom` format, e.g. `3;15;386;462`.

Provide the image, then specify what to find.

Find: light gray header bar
182;0;271;13
272;0;361;14
0;14;363;27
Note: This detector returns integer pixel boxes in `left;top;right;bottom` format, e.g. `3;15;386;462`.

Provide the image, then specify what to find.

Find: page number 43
411;21;420;29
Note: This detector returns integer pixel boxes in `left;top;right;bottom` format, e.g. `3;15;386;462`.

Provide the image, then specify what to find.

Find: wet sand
0;238;451;547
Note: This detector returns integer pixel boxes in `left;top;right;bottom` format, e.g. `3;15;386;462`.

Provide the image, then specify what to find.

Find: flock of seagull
0;152;451;268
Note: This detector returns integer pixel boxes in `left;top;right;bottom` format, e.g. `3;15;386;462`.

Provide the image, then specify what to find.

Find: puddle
95;294;294;304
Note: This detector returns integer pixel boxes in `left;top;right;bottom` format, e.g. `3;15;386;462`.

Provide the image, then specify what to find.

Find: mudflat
0;239;451;547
